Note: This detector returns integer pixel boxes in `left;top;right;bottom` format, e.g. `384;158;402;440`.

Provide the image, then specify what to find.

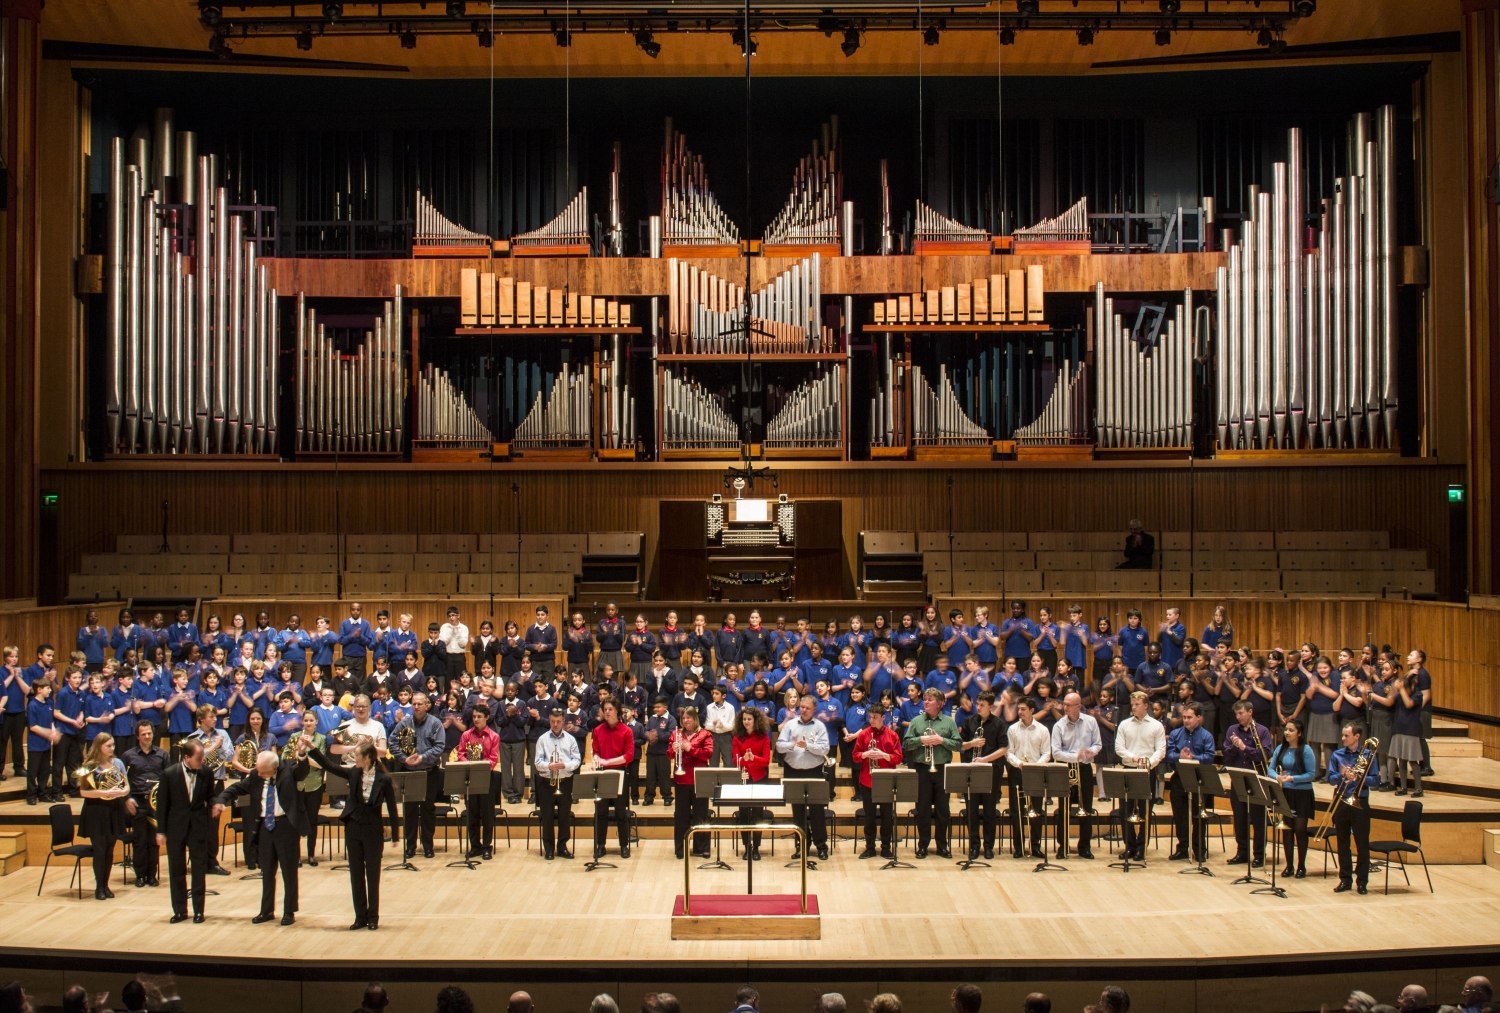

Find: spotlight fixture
322;2;343;20
400;29;417;49
477;26;493;47
1267;35;1287;53
198;1;223;26
999;27;1016;45
1256;26;1273;46
841;27;861;57
555;25;572;47
296;27;313;50
816;12;838;35
1159;0;1180;12
446;0;466;16
1076;26;1094;45
1016;0;1039;15
730;26;757;56
923;24;939;46
1293;0;1316;15
634;27;661;57
209;32;231;57
1154;27;1171;45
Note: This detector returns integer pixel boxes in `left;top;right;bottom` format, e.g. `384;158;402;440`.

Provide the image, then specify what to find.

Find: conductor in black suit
217;744;310;926
309;739;391;930
153;739;222;924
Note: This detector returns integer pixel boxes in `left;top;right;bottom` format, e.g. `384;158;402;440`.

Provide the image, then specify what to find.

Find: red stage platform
671;894;821;940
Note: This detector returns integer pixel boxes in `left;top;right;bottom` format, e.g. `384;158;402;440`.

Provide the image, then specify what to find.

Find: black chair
37;804;94;900
1368;800;1434;895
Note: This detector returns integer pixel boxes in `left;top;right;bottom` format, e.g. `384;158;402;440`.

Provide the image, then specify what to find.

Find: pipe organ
1094;283;1194;450
413;190;493;251
416;363;492;449
764;366;843;451
666;256;831;354
103;133;278;456
599;335;637;453
871;269;1045;326
511;188;591;256
1014;362;1089;446
295;290;406;454
1215;106;1398;451
660;369;739;453
761;118;843;251
459;270;632;329
662;120;740;253
911;363;990;446
1012;197;1091;253
912;200;991;254
513;360;592;449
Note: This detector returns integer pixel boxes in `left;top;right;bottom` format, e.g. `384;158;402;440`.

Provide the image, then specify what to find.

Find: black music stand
324;774;350;871
1101;766;1151;873
781;778;831;871
694;767;740;871
1224;767;1270;887
944;762;995;871
1175;759;1217;878
577;770;624;872
1021;763;1069;873
384;771;428;872
443;761;490;871
869;768;917;870
1252;775;1291;899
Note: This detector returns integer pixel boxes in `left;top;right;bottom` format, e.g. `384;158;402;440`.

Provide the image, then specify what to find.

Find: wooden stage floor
1;831;1499;1013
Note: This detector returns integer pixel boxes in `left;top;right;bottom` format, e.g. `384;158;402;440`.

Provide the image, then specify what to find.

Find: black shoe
1411;789;1424;798
25;797;36;806
1012;849;1024;859
983;846;995;860
170;913;188;924
621;845;631;858
879;847;894;859
594;846;606;860
422;847;434;859
207;865;229;877
1077;848;1095;860
193;913;204;924
1283;865;1295;877
544;848;555;861
859;847;877;859
1357;884;1368;895
967;850;980;862
102;886;115;898
403;846;415;860
306;856;318;867
252;913;276;924
1226;853;1247;865
817;845;830;861
915;846;929;859
935;846;951;859
1169;848;1188;861
368;918;379;930
1251;857;1264;869
280;914;295;926
1295;867;1306;879
135;875;146;888
790;846;803;860
558;847;573;859
1334;882;1352;893
750;845;762;860
1394;788;1408;796
146;876;158;887
350;919;366;931
95;887;109;901
1030;846;1044;859
483;847;493;860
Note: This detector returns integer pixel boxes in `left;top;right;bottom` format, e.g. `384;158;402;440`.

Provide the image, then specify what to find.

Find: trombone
1312;737;1378;842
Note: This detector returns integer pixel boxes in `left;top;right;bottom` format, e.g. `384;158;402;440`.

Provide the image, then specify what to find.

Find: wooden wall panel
42;463;1464;596
0;601;128;659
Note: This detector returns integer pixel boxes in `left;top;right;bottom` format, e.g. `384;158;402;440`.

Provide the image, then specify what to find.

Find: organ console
706;496;797;602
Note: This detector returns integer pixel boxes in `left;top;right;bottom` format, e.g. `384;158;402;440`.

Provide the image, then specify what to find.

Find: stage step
0;851;24;876
0;830;24;860
1431;736;1484;758
1433;717;1471;737
1485;829;1500;869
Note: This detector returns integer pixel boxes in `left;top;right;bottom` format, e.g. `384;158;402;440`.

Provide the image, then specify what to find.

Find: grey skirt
1306;711;1341;745
1387;734;1423;762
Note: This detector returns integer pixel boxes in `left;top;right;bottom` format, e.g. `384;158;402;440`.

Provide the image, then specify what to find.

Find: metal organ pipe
297;288;406;454
765;366;842;449
1093;283;1192;449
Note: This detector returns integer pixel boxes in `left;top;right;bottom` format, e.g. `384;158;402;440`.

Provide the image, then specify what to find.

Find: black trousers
298;787;322;858
1168;775;1212;858
1056;763;1096;853
344;822;383;922
1120;796;1149;857
863;799;895;849
55;734;82;793
739;805;769;851
535;776;574;851
673;785;710;854
25;751;49;801
2;713;24;775
1009;776;1044;853
1230;794;1266;860
913;763;950;849
593;793;629;852
644;754;672;802
343;656;367;682
468;779;499;850
255;818;300;917
165;829;208;916
964;781;1001;854
79;798;117;890
130;794;159;879
1334;803;1371;887
402;767;441;852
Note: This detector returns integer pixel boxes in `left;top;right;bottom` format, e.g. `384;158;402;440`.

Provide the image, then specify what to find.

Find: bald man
507;992;535;1013
1460;976;1493;1013
217;746;309;925
1396;985;1430;1013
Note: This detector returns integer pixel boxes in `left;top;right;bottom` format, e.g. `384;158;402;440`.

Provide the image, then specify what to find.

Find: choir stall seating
860;530;1435;599
67;532;643;602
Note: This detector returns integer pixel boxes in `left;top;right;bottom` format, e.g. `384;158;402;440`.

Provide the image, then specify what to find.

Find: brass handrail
683;822;808;915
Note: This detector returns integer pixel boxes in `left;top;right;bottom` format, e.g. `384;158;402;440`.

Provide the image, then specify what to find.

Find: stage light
1159;0;1180;12
1154;27;1171;45
322;2;343;20
999;27;1016;45
1256;26;1273;46
209;32;231;57
1076;26;1094;45
923;25;939;46
555;25;572;47
477;26;493;47
199;1;222;26
841;27;861;57
447;1;466;16
296;28;313;50
816;13;839;35
1293;0;1316;15
634;28;661;57
1016;0;1039;15
730;26;757;56
400;29;417;49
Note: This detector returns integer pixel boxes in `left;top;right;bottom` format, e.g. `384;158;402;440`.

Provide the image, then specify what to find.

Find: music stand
868;768;917;870
576;770;624;872
781;778;831;871
324;774;350;872
443;761;491;870
1252;775;1291;899
1021;763;1068;872
383;771;428;872
1101;766;1151;873
1174;760;1216;878
944;763;995;870
1224;767;1270;887
693;767;740;871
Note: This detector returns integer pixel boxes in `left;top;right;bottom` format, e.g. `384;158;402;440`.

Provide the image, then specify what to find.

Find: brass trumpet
465;741;484;761
673;732;686;778
548;742;562;788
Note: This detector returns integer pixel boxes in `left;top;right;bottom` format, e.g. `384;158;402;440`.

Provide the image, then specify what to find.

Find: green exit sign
41;493;58;507
1448;485;1465;504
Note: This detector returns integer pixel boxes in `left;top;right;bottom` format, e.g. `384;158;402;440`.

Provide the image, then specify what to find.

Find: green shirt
295;732;327;792
903;712;962;766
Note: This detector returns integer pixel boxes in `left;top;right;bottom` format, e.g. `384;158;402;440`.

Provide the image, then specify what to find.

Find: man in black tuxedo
217;745;310;926
153;739;223;923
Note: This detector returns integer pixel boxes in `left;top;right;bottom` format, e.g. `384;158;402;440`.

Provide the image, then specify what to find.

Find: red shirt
671;728;714;786
591;721;635;767
455;725;500;767
853;725;904;788
731;732;772;782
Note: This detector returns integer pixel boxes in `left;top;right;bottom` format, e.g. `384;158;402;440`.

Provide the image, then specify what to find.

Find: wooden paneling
43;463;1463;597
0;602;127;659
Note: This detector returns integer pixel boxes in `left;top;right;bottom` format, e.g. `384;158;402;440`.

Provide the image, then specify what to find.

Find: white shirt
704;701;736;734
776;717;830;770
440;621;471;656
1115;714;1167;769
1006;719;1053;767
360;769;377;803
534;730;582;777
342;717;388;765
1051;714;1103;763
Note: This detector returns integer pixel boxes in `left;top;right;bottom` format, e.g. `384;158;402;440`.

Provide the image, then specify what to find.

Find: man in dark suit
153;739;222;923
217;745;310;925
310;739;391;930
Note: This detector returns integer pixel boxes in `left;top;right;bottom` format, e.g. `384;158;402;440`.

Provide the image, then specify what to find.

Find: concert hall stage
1;828;1498;1013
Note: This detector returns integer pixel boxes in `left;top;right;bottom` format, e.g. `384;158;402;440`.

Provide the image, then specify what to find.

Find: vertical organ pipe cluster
660;369;738;451
869;337;903;448
103;126;277;456
913;199;989;245
1014;362;1089;445
765;366;842;448
662;119;740;247
1215;107;1398;450
762;118;843;247
513;360;591;448
294;289;405;453
911;364;989;446
1012;197;1090;247
600;335;636;450
413;189;492;246
512;187;590;248
1094;283;1193;449
416;363;492;448
667;255;829;354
